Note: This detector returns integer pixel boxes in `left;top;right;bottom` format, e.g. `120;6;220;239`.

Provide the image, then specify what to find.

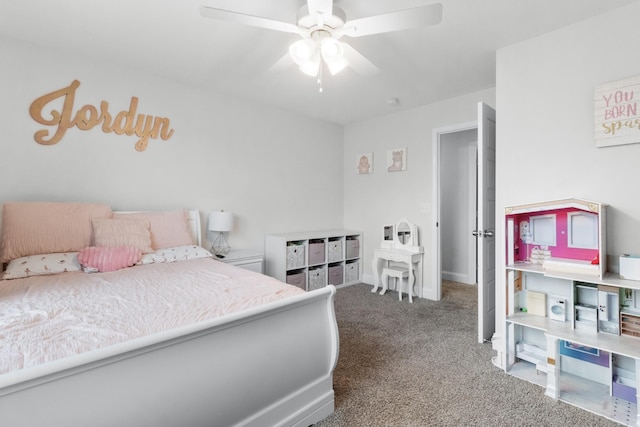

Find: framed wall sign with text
594;75;640;148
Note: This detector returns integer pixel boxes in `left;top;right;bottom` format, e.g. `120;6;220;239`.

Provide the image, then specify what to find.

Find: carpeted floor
314;281;619;427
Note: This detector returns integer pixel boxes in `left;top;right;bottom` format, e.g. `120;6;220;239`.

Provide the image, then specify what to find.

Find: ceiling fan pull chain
317;61;323;93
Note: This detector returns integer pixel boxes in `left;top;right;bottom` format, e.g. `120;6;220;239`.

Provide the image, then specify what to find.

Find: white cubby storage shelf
265;230;362;291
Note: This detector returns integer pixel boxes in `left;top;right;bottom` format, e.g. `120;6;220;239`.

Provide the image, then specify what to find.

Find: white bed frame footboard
0;285;339;427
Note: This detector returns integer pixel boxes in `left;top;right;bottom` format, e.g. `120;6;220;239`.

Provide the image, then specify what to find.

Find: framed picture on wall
356;152;373;174
594;74;640;148
386;147;407;172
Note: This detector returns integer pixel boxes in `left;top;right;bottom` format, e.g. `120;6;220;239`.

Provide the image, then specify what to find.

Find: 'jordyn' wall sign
29;80;174;152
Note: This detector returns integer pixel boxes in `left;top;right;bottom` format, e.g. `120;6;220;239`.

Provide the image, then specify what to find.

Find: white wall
343;88;496;299
495;1;640;356
0;35;344;252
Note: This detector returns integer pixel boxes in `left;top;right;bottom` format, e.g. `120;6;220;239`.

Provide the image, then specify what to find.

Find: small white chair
381;266;413;303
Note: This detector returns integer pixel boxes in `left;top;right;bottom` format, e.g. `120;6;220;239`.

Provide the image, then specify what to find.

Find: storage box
345;260;359;283
286;243;305;269
346;238;359;259
286;271;306;290
308;266;326;291
327;240;342;262
308;241;325;265
328;264;343;285
620;255;640;281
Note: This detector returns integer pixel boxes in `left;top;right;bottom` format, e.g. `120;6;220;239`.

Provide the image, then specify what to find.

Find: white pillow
2;252;81;280
137;245;212;265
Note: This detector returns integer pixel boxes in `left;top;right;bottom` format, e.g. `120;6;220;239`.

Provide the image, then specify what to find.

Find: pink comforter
0;258;304;374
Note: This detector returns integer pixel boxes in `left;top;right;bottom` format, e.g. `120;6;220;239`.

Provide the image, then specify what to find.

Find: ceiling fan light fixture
298;55;321;76
325;55;348;75
320;37;348;75
289;39;317;66
320;37;342;59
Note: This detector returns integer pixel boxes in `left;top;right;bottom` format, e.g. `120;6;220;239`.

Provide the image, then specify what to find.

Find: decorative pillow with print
137;245;212;265
2;252;81;280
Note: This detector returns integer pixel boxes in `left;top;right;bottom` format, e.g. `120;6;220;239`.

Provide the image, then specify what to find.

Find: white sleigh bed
0;203;338;427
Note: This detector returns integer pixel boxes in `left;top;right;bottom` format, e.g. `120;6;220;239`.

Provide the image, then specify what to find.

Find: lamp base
211;232;231;258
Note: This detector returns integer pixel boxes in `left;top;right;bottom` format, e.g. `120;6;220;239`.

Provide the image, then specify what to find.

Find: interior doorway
440;129;477;285
431;103;496;345
430;121;478;301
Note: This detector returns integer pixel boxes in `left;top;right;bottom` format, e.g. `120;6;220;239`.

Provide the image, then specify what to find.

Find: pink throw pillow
91;218;154;253
0;202;112;263
78;246;142;272
112;210;193;249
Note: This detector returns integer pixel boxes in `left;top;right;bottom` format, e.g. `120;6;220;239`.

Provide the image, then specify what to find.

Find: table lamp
208;210;234;258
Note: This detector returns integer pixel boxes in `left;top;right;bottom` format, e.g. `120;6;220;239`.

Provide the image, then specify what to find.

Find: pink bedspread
0;258;304;374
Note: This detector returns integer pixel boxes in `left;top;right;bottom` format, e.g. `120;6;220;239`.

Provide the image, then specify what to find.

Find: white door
477;102;496;343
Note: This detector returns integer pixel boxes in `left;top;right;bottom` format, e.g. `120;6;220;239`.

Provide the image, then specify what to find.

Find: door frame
431;121;478;301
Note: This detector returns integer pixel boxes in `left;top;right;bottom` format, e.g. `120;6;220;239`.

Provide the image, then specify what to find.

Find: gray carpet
314;281;619;427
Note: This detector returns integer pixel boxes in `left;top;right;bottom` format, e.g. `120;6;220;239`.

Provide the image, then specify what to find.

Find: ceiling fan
200;0;442;89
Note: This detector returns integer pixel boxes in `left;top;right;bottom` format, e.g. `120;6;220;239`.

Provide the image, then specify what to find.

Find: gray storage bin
328;264;343;286
308;266;327;291
286;242;305;269
308;241;325;265
286;271;306;290
327;239;343;262
345;260;359;283
346;238;359;259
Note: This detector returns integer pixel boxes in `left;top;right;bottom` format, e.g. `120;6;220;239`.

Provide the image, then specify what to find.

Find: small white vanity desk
371;219;424;298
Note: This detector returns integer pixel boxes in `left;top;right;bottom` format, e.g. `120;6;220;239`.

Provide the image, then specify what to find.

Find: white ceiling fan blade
342;43;379;76
342;3;442;37
199;6;303;35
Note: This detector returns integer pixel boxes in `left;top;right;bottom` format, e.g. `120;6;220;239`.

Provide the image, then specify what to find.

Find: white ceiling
1;0;636;125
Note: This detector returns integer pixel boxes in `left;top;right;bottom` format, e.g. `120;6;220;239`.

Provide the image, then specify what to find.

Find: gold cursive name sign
29;80;174;151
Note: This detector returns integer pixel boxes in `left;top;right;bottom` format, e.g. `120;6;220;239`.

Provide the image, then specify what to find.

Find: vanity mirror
394;218;418;250
382;224;394;248
383;225;394;241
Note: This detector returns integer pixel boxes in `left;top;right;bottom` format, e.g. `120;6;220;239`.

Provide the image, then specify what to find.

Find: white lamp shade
289;39;317;66
208;211;234;232
324;54;348;75
289;38;322;77
321;38;348;75
320;37;342;59
298;58;321;76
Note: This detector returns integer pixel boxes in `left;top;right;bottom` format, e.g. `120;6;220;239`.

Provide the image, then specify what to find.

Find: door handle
483;230;494;238
472;230;480;237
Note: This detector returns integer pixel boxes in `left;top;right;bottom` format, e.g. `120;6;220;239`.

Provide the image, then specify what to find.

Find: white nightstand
216;250;264;273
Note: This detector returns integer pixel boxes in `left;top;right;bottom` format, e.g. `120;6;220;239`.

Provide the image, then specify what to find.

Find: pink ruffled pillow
78;246;142;272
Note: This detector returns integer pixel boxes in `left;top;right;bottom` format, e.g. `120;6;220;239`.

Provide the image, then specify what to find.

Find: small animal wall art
387;147;407;172
357;152;373;174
